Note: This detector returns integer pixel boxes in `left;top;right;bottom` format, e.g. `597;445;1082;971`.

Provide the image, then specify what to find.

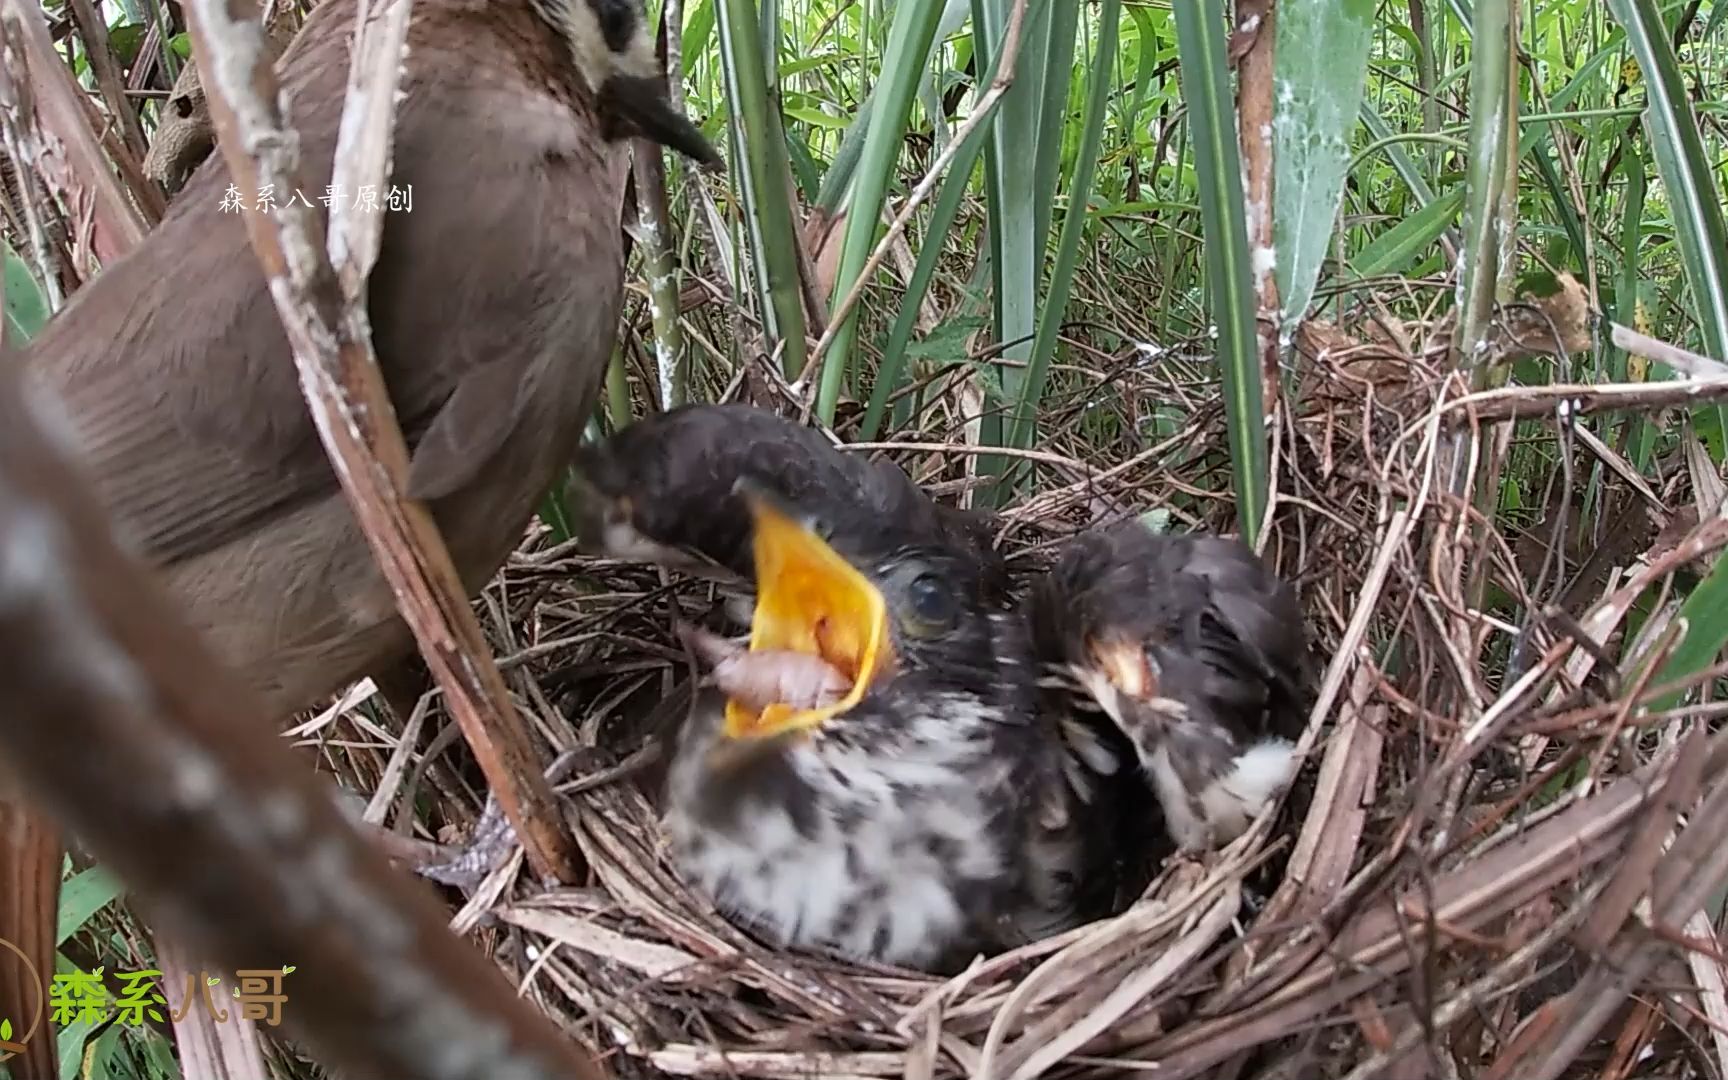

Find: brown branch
181;0;583;885
1125;725;1728;1078
1440;374;1728;424
1508;753;1728;1080
1231;0;1280;405
0;0;150;267
0;336;609;1078
61;0;155;173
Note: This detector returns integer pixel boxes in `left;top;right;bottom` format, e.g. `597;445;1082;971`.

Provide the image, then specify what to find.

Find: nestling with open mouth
661;483;1094;971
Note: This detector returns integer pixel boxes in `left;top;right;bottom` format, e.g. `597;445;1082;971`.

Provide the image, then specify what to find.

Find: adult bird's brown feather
22;0;713;716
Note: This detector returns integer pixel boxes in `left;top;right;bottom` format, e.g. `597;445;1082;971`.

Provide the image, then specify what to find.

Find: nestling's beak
1069;634;1157;729
600;74;724;169
1087;635;1154;700
722;493;892;740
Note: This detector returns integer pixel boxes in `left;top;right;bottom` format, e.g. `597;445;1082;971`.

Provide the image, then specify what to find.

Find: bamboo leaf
1271;0;1375;332
56;866;124;946
1173;1;1266;542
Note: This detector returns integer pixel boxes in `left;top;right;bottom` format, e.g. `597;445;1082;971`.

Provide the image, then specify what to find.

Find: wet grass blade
1173;1;1266;542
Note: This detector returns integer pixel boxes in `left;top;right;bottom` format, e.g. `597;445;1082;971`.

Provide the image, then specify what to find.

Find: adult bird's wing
22;0;617;568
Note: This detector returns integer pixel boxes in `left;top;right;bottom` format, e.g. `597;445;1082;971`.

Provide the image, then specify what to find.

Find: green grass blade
1173;1;1266;542
1033;0;1081;248
1272;0;1376;334
1610;0;1728;710
1352;188;1466;278
860;121;991;440
3;238;51;345
1451;0;1513;376
1650;553;1728;712
1006;0;1118;453
1613;138;1656;470
1359;107;1441;206
1607;0;1728;363
975;0;1052;469
814;0;948;423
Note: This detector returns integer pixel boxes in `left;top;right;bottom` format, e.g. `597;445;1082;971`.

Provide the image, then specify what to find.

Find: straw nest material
305;283;1725;1080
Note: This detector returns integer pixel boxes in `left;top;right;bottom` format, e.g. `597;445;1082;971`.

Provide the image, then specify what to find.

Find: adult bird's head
712;480;1013;745
539;0;723;167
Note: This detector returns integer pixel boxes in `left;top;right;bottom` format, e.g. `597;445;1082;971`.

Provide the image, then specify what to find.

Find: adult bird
22;0;718;719
1028;521;1310;853
5;2;716;1069
660;485;1109;972
569;402;1010;605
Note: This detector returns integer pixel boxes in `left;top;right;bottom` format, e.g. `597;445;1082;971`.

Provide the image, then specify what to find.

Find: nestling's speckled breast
663;686;1043;970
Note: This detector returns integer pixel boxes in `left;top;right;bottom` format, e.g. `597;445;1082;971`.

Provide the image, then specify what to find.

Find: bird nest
308;303;1725;1080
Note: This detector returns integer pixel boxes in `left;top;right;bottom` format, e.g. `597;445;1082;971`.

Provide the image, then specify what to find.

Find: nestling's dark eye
904;572;957;635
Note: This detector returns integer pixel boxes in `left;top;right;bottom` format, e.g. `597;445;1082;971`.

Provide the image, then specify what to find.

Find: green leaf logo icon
207;977;220;986
2;1018;14;1040
282;966;295;974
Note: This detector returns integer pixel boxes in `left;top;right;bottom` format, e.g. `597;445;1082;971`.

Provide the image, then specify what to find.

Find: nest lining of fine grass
304;308;1723;1080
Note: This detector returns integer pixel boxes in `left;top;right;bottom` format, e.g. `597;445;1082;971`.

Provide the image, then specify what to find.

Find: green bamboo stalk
716;0;808;379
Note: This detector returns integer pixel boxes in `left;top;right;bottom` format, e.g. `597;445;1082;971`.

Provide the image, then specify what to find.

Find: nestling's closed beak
721;490;892;740
1088;635;1154;700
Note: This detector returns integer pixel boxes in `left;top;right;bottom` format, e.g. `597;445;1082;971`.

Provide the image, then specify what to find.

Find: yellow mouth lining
722;497;891;740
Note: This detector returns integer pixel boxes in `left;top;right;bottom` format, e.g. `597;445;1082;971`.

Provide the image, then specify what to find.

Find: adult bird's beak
721;490;892;740
600;74;724;169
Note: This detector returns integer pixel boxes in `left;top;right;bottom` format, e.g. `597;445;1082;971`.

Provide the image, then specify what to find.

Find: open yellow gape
722;496;892;740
